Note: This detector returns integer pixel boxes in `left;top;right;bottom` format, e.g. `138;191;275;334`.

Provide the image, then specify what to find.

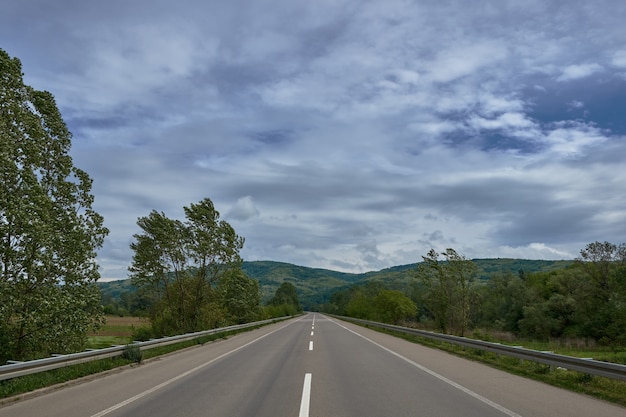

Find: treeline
126;199;302;340
324;242;626;345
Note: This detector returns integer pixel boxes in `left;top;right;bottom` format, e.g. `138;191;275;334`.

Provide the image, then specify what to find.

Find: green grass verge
87;335;132;349
0;357;134;401
363;324;626;408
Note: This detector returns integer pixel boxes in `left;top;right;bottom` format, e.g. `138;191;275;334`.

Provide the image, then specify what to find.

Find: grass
469;329;626;365
87;316;151;349
0;357;135;402
363;324;626;408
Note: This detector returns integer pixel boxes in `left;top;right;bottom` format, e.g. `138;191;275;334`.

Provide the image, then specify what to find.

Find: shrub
122;344;143;364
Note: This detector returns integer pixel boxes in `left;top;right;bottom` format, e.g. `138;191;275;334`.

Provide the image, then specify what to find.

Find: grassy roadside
0;319;275;402
87;316;150;349
362;324;626;408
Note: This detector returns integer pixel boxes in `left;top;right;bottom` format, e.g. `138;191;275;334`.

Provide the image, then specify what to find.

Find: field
87;316;149;349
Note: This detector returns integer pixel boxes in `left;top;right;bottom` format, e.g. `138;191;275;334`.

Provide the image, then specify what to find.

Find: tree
373;289;417;324
415;248;478;335
577;241;626;299
475;272;529;333
219;269;261;324
266;282;302;316
575;241;626;343
0;49;108;361
129;198;244;335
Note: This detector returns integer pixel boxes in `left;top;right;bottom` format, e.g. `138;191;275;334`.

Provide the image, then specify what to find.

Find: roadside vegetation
325;241;626;350
325;241;626;406
87;316;149;349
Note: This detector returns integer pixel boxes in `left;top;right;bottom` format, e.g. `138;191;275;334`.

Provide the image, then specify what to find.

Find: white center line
311;331;314;336
309;341;314;351
298;373;312;417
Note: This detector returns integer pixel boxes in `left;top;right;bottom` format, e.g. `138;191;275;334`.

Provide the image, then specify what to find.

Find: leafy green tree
474;272;529;333
269;282;301;309
0;49;108;361
415;248;478;335
575;241;626;343
129;198;244;335
219;269;261;324
265;282;302;317
373;289;417;324
345;288;372;319
577;241;625;299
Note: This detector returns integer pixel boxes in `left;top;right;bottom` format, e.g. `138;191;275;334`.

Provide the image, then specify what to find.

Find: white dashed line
298;373;312;417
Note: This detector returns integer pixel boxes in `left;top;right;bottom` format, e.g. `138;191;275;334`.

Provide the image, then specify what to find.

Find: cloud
556;63;603;82
2;0;625;279
227;196;260;221
611;50;626;68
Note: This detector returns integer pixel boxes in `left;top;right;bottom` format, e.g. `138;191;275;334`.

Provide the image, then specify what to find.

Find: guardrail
335;316;626;382
0;317;291;382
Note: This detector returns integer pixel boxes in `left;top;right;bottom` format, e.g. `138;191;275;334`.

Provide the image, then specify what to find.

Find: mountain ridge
98;259;574;310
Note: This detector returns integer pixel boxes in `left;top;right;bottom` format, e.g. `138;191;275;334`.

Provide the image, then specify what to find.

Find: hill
98;259;574;311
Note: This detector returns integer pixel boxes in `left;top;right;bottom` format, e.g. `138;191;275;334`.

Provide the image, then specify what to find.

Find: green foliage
237;259;570;310
373;289;418;324
262;303;300;318
98;279;152;317
219;269;261;324
264;282;302;318
269;282;301;309
0;49;108;362
415;248;478;335
129;198;245;335
328;282;417;324
131;326;155;342
122;344;143;364
474;272;529;332
466;241;626;344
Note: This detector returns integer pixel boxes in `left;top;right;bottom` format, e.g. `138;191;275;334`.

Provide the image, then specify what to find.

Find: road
1;313;624;416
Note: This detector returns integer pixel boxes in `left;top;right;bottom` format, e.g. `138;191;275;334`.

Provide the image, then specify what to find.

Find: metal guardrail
0;317;291;382
337;316;626;382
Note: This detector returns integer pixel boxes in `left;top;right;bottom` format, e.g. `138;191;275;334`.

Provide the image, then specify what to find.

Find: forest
98;240;626;347
324;242;626;346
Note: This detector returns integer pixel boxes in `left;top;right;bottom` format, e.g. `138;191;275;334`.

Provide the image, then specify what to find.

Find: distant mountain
242;259;573;308
98;259;574;311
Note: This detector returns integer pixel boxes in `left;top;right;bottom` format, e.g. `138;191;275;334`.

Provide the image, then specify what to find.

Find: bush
122;344;143;364
132;326;154;342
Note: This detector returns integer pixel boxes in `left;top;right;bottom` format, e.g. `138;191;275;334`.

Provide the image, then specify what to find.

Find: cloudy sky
2;0;626;280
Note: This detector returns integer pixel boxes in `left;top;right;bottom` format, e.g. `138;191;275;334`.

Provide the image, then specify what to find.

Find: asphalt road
1;313;624;417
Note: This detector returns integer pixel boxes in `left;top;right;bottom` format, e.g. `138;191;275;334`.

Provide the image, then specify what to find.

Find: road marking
299;373;312;417
329;319;522;417
89;320;299;417
311;331;314;336
309;341;314;351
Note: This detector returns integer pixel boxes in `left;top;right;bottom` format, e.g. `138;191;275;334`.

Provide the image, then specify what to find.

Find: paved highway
1;313;624;416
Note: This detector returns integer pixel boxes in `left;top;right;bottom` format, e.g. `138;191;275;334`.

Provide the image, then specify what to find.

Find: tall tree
415;248;477;335
575;241;626;343
0;49;108;361
129;198;244;335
